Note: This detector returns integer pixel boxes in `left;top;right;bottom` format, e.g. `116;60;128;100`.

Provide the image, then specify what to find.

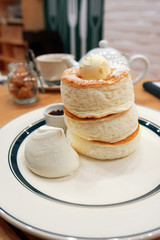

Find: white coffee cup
36;53;75;82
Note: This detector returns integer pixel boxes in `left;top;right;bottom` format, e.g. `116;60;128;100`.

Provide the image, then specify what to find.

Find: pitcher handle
129;54;149;84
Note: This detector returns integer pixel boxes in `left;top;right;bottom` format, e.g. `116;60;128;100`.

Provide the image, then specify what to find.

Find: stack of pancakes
61;63;140;160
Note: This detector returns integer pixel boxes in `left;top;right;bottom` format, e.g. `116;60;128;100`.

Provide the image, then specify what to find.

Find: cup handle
129;54;149;84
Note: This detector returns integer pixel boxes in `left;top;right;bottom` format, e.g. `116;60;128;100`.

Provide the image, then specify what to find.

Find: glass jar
8;62;39;104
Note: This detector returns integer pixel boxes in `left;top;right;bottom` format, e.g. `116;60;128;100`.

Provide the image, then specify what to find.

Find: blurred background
0;0;159;79
104;0;160;80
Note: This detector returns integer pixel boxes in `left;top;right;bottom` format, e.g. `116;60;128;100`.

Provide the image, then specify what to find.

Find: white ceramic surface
0;105;160;240
36;53;75;82
38;80;60;90
85;40;150;84
43;103;66;132
63;40;150;85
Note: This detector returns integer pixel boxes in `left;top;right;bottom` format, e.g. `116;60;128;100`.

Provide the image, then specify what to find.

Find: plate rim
1;206;160;240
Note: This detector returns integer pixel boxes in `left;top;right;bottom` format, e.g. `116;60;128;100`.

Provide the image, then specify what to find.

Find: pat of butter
79;54;111;80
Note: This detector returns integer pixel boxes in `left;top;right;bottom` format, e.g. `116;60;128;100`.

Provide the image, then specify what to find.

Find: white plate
38;80;60;91
0;105;160;240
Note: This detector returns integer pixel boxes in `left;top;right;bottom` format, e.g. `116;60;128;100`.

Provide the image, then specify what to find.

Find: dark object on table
23;30;64;57
26;49;45;93
143;81;160;99
0;75;8;85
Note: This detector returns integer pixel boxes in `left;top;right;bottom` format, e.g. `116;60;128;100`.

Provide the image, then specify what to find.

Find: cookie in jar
8;62;39;104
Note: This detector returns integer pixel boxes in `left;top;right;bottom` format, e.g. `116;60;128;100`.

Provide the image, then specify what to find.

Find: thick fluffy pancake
67;125;140;160
64;104;138;143
61;65;134;118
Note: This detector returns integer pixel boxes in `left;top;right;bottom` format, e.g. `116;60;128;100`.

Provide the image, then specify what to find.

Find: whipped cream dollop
79;54;111;80
25;125;79;178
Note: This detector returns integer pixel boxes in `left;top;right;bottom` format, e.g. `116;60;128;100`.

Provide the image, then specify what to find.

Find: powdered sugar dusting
110;64;130;77
61;65;130;87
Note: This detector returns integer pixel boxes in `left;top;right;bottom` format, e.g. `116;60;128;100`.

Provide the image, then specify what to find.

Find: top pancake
61;64;131;88
61;64;134;118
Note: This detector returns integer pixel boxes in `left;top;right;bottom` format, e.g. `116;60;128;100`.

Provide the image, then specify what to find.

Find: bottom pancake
67;125;140;160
